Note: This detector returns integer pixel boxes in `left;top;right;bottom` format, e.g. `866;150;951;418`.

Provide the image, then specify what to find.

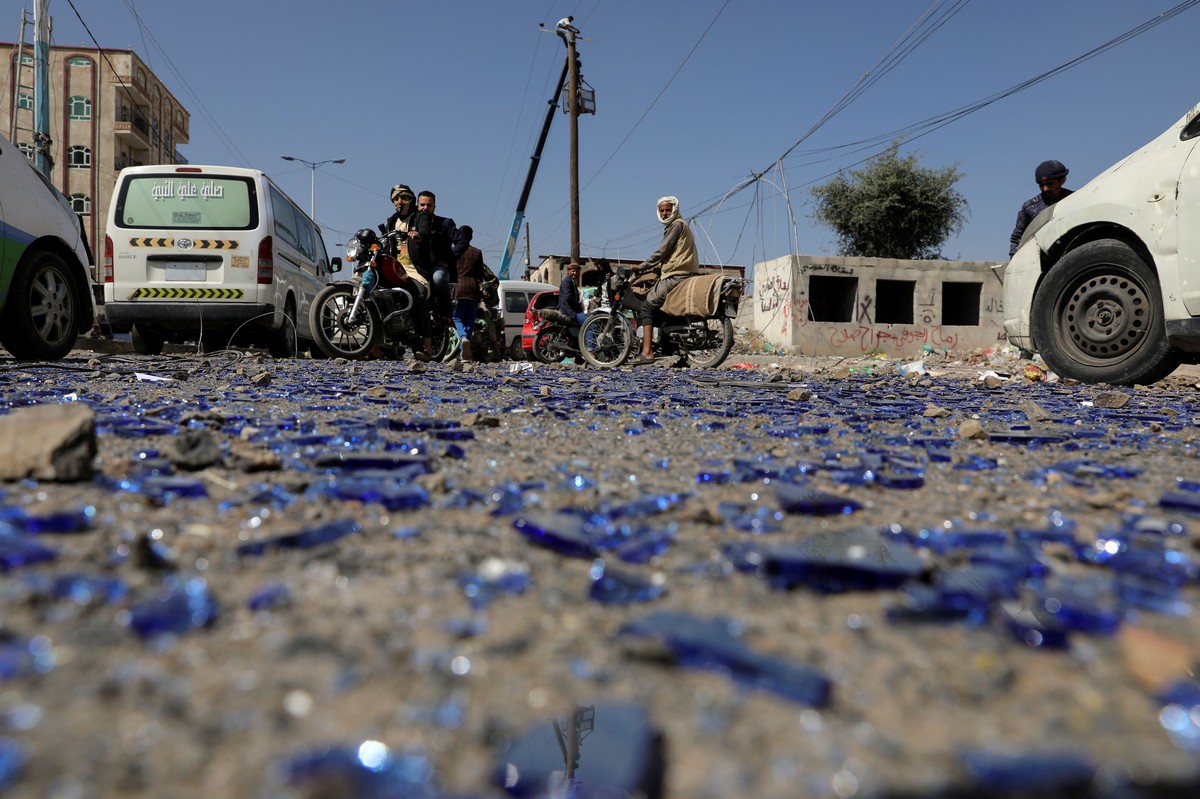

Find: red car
520;289;560;360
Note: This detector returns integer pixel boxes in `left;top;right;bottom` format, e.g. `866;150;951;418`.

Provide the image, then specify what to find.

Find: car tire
509;337;525;361
0;250;84;360
267;299;298;359
1030;239;1181;385
130;323;165;355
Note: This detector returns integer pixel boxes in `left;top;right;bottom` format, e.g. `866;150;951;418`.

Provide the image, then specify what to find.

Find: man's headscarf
656;195;680;225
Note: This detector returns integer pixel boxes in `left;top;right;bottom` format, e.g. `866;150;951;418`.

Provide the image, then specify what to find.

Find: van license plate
164;263;207;281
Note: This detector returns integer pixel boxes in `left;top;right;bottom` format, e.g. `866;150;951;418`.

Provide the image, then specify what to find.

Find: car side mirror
330;257;342;274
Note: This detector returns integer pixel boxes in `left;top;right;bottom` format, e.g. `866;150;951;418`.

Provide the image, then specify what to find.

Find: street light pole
280;155;345;220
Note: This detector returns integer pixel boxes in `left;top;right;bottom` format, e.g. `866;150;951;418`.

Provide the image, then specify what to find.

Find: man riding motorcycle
630;195;699;366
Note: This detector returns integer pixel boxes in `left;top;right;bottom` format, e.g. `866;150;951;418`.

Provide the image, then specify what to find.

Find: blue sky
47;0;1200;273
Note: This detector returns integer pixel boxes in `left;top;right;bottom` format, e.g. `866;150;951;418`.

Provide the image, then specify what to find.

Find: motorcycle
577;267;742;369
309;227;454;361
530;306;586;364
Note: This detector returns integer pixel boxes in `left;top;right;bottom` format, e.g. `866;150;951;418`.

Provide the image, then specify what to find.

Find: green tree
810;144;969;259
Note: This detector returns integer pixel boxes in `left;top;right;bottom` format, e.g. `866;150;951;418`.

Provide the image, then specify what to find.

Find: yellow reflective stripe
125;239;239;249
129;287;244;299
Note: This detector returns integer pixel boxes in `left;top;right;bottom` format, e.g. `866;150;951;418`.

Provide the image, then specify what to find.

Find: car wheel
509;337;525;361
130;323;165;355
0;251;84;360
1030;239;1181;385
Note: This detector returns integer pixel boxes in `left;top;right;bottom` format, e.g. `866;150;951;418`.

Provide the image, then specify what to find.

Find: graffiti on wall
754;260;1005;354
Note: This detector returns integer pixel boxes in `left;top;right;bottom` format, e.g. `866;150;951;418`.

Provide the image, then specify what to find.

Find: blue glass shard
1035;575;1122;635
141;475;209;501
618;611;831;706
887;582;990;625
0;636;56;679
1115;575;1191;616
492;702;664;799
891;527;1008;555
718;502;783;534
967;545;1049;581
281;742;450;798
0;738;27;791
757;531;925;593
127;577;218;639
604;492;687;519
312;452;432;477
1001;602;1070;650
1157;679;1200;752
488;483;533;517
459;559;530;610
953;455;999;471
589;561;664;605
776;482;861;515
512;512;601;558
1106;542;1196;586
873;467;925;489
610;524;676;564
21;572;127;605
1159;491;1200;515
935;564;1021;607
247;581;292;611
960;749;1095;792
237;519;361;557
311;478;429;511
0;533;58;571
11;505;96;534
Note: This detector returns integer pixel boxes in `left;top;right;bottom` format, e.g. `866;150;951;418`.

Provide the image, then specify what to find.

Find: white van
103;165;337;356
496;279;554;358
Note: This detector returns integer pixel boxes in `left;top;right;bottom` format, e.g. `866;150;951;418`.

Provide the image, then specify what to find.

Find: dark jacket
558;273;583;316
1009;189;1073;256
452;246;487;302
428;214;467;269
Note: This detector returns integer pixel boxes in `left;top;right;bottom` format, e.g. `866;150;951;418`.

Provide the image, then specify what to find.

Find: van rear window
114;175;257;229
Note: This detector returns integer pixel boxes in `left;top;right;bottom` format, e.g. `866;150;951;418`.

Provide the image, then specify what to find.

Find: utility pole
567;35;581;263
33;0;52;177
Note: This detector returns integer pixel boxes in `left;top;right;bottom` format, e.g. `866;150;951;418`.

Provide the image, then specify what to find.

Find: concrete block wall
753;255;1007;357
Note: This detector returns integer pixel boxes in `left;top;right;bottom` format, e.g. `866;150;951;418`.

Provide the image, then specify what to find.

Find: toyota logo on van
177;238;194;250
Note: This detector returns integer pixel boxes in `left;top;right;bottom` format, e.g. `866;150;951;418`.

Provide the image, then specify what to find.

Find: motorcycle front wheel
310;284;382;359
579;312;633;368
683;316;735;369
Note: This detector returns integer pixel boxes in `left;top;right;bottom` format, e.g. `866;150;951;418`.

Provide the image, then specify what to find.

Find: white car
0;133;96;360
1004;102;1200;385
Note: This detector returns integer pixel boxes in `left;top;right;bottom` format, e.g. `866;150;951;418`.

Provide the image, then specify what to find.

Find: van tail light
257;236;273;284
103;235;114;282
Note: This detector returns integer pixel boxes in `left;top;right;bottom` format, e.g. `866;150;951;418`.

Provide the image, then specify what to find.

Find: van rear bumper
104;302;275;330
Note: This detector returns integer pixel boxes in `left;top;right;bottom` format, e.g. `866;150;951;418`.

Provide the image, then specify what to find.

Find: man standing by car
1009;160;1072;257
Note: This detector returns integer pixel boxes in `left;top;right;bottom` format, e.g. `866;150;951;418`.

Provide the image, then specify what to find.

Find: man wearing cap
384;184;435;360
1009;160;1073;257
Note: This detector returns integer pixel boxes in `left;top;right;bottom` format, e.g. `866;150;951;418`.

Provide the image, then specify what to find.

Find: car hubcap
1064;274;1146;358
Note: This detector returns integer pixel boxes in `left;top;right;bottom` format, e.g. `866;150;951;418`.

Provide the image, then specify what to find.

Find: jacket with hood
639;196;699;280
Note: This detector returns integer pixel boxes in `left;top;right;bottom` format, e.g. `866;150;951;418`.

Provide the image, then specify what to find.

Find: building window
68;194;91;215
18;53;32;65
67;145;91;168
17;92;33;110
17;142;33;160
66;56;92;67
68;96;92;120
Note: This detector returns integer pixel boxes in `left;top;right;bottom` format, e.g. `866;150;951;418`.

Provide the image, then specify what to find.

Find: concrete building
2;42;189;280
754;254;1007;358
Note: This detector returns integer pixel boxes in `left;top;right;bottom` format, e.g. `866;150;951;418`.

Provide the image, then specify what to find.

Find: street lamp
280;155;345;220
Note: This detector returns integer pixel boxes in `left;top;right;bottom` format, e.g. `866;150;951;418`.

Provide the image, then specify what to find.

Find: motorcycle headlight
345;239;363;262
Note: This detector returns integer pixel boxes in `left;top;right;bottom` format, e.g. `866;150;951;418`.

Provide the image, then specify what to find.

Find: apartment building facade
1;43;189;280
